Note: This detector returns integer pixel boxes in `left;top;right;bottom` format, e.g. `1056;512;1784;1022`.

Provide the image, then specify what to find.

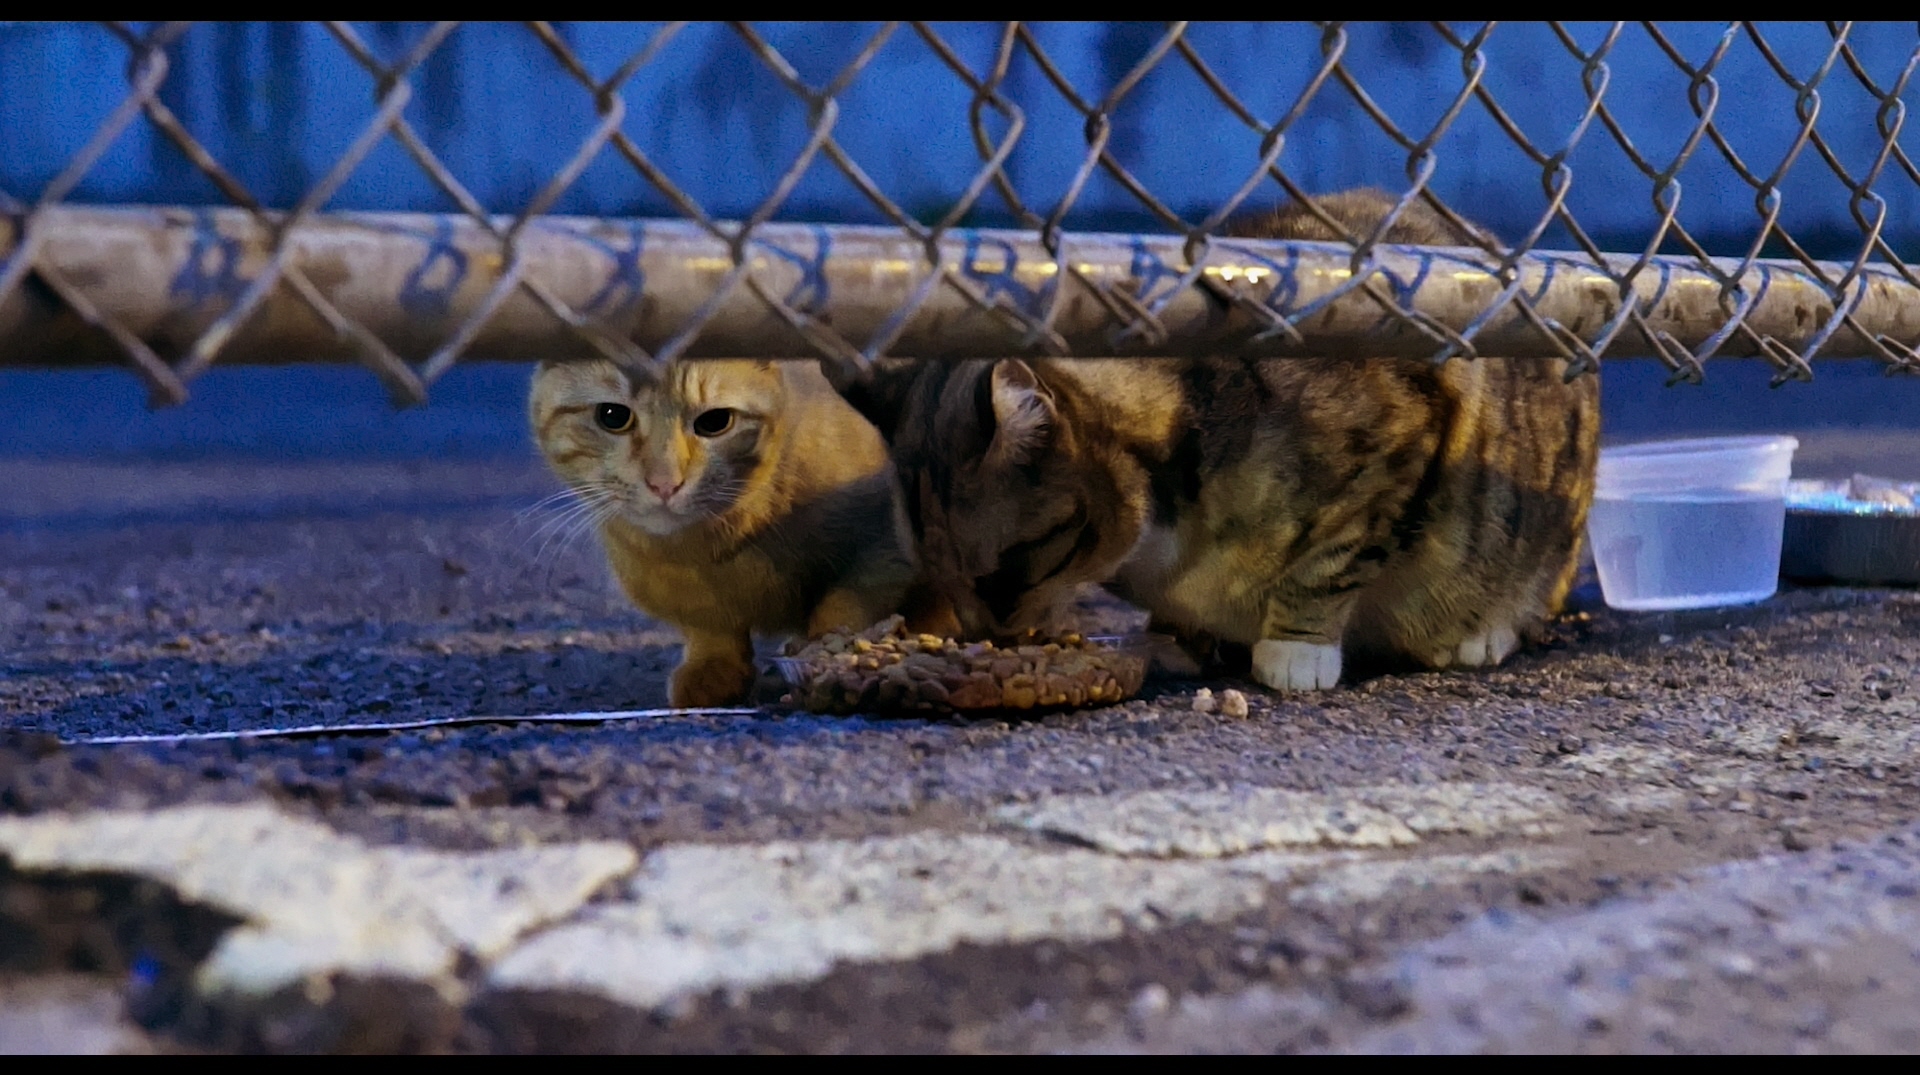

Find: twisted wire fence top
1;21;1917;407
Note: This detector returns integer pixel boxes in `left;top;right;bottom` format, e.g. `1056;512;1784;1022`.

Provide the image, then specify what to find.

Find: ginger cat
530;358;915;706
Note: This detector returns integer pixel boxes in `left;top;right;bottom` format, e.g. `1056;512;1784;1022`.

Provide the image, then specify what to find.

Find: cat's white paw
1454;624;1520;668
1252;639;1342;692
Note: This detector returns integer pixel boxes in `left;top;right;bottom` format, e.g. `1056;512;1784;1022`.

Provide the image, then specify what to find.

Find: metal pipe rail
6;207;1917;406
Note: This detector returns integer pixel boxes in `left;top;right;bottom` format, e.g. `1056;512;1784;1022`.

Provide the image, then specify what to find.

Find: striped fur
845;190;1599;691
530;358;915;706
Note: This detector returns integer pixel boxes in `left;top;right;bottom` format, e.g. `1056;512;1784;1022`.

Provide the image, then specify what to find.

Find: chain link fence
2;21;1918;408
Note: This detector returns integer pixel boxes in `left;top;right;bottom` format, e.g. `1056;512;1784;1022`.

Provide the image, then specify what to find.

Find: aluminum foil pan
1781;475;1920;586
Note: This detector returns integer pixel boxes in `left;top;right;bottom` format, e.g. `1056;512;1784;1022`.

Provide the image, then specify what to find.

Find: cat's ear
988;359;1054;465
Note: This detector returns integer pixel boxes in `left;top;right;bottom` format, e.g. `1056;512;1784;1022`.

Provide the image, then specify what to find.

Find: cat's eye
594;403;636;433
692;408;735;437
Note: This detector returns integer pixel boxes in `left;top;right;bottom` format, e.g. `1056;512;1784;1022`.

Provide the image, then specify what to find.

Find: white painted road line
0;804;637;998
0;798;1586;1018
490;832;1267;1009
996;782;1567;857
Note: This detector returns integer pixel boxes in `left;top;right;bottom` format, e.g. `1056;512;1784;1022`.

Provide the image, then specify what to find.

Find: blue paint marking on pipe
167;209;247;308
960;230;1051;316
355;216;468;319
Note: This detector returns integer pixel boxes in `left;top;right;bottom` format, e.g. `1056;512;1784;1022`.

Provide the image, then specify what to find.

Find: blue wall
6;22;1918;254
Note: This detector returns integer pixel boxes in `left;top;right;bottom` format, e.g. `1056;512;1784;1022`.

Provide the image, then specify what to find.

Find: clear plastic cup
1587;435;1799;611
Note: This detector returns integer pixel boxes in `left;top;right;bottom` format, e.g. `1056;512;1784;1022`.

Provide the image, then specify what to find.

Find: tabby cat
530;358;916;706
842;188;1599;691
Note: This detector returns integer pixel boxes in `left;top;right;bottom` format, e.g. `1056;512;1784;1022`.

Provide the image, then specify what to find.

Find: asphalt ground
3;360;1920;1054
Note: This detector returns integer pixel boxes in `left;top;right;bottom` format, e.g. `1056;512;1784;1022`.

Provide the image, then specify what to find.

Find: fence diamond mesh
1;21;1917;408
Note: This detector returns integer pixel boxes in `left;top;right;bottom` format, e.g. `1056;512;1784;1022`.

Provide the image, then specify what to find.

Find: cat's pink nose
646;476;684;502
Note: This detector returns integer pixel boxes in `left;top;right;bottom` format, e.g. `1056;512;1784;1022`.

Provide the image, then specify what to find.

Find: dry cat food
775;616;1152;714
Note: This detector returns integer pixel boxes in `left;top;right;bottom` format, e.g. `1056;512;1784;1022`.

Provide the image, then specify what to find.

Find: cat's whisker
513;485;596;523
515;483;615;537
533;525;584;591
519;495;620;572
529;511;598;589
533;498;628;591
512;492;612;552
688;476;751;521
516;504;597;561
529;495;614;569
513;481;598;520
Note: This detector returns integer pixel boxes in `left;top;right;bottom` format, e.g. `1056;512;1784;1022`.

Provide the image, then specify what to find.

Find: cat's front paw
1251;639;1342;692
1452;624;1520;668
669;654;756;708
